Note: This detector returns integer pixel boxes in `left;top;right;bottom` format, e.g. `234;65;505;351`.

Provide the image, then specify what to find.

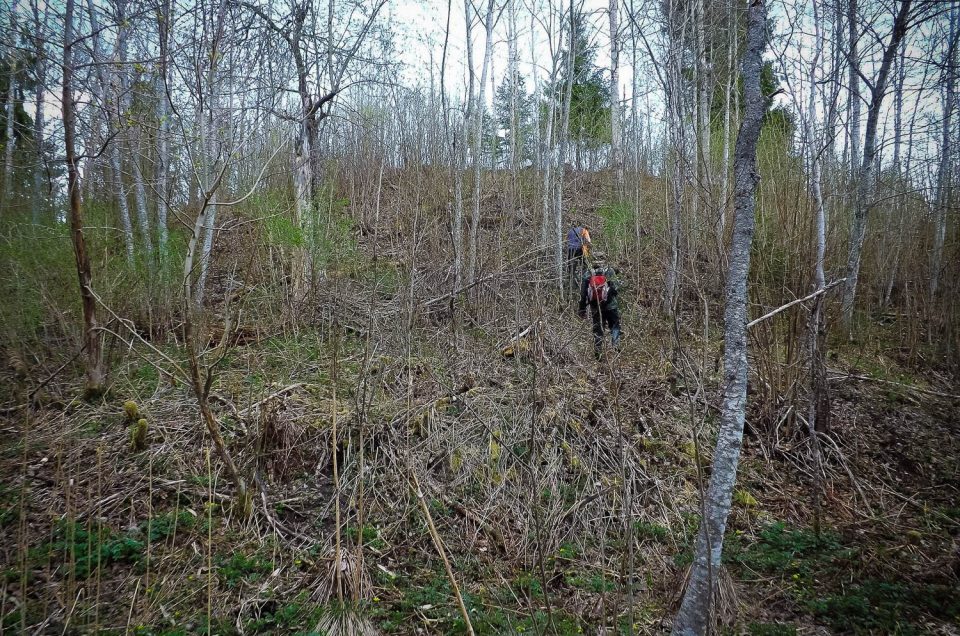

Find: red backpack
587;273;609;304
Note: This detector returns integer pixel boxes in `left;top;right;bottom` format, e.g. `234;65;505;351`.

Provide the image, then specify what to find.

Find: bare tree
467;0;498;285
840;0;915;328
930;6;958;300
87;0;136;262
31;0;50;224
673;1;767;631
63;0;105;396
2;0;20;209
156;0;173;257
609;0;623;193
847;0;861;177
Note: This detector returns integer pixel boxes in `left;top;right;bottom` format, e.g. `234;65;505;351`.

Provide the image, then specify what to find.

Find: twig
827;372;960;399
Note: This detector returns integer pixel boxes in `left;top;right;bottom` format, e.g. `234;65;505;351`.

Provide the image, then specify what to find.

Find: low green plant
217;551;271;588
634;520;669;543
34;520;144;578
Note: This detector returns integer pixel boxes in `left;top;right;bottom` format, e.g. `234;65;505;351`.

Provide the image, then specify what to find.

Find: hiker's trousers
590;304;621;355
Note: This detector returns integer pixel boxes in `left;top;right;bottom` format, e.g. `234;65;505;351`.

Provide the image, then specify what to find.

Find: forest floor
1;176;959;635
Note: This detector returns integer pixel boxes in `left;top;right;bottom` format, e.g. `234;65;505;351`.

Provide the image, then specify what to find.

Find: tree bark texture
63;0;105;396
673;1;767;632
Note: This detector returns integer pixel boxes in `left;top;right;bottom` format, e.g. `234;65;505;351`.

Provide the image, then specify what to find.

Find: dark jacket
579;266;620;313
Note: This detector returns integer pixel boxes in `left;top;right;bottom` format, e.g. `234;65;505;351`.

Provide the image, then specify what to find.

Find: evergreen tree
491;71;535;167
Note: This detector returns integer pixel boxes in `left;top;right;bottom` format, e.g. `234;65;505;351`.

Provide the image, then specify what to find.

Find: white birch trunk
87;0;134;262
718;0;736;245
553;0;575;281
156;0;172;257
31;0;48;224
840;0;913;328
609;0;623;193
847;0;860;178
2;0;19;208
467;0;495;285
673;2;767;631
930;6;958;299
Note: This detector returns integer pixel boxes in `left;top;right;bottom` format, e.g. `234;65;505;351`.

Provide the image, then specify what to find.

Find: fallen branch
747;278;845;329
424;272;499;307
827;371;960;400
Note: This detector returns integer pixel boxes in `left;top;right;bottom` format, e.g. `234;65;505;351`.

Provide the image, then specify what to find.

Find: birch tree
673;1;767;631
840;0;915;328
847;0;861;177
63;0;105;396
467;0;498;285
609;0;623;193
30;0;49;223
87;0;135;262
2;0;20;209
930;6;958;300
156;0;173;256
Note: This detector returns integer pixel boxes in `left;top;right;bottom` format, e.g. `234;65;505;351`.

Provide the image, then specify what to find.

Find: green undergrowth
726;521;960;634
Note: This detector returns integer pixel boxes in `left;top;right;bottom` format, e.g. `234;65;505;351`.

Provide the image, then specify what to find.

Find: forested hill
1;0;959;633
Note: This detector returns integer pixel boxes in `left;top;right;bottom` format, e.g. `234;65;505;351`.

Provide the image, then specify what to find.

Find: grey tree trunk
114;2;154;261
672;1;767;632
609;0;623;194
554;0;576;282
467;0;496;285
847;0;860;179
87;0;135;262
840;0;913;328
156;0;172;257
62;0;105;396
718;0;736;247
31;0;49;224
805;3;830;497
882;38;907;309
2;0;19;210
930;6;958;300
662;0;686;316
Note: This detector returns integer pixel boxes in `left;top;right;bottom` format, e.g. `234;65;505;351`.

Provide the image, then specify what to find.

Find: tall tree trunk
609;0;623;194
805;8;830;533
662;0;685;316
718;0;736;248
87;0;135;262
31;0;49;224
195;0;228;307
847;0;860;178
114;0;154;261
2;0;19;211
63;0;105;397
467;0;495;285
840;0;913;328
672;1;766;632
930;6;958;300
554;0;576;283
156;0;172;258
882;37;907;309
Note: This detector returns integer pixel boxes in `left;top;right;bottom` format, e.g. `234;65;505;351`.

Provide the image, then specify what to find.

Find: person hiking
578;251;621;359
566;225;592;288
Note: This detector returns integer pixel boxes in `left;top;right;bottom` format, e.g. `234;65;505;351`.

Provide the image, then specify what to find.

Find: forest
0;0;958;633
